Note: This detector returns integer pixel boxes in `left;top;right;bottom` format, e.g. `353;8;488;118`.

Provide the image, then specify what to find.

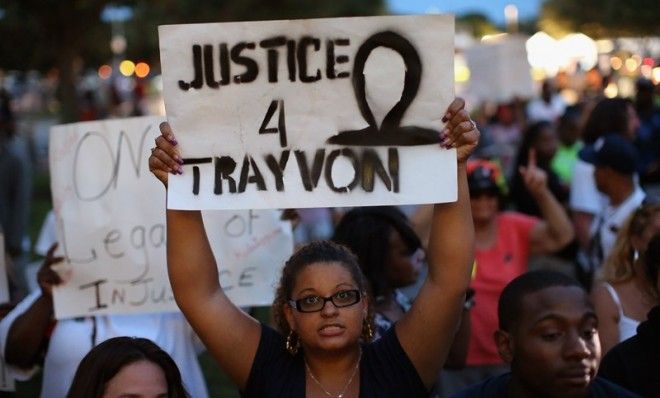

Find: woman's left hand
440;98;479;164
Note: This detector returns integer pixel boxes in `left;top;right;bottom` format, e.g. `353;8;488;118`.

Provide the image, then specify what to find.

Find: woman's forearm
166;209;221;310
428;163;474;293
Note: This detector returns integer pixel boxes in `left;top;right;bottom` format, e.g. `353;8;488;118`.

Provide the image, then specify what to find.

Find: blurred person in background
591;200;659;355
551;106;583;186
598;232;660;397
633;78;660;192
442;159;574;394
0;88;32;301
526;79;566;124
510;121;568;217
580;134;646;288
570;98;640;287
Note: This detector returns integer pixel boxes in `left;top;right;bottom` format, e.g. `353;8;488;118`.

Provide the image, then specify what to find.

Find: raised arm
522;150;575;255
150;123;261;389
396;98;478;388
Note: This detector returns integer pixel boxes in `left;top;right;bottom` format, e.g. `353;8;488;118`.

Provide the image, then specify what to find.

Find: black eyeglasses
289;290;361;313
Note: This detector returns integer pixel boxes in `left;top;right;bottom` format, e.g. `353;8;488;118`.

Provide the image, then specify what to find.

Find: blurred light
610;56;623;70
595;40;614;54
558;33;598;71
625;57;639;72
641;65;652;79
135;62;150;78
560;89;579;105
653;67;660;84
504;4;518;32
531;67;547;81
481;33;508;43
111;35;127;55
604;82;618;98
526;32;560;76
643;57;654;67
101;5;133;23
119;60;135;76
98;65;112;80
454;65;470;83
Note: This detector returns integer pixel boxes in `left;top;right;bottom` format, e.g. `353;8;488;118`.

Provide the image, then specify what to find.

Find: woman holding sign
150;98;478;397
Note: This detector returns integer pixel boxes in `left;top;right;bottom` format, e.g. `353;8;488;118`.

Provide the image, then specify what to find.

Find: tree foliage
539;0;660;38
0;0;384;122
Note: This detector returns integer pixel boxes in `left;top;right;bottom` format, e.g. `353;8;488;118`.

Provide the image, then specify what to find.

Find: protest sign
0;235;15;392
159;15;457;210
464;35;535;102
49;116;293;319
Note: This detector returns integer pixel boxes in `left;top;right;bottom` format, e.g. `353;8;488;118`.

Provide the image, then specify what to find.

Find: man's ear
494;329;514;363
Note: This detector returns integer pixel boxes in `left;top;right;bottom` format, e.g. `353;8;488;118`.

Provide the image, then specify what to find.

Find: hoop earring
286;331;300;355
362;320;374;342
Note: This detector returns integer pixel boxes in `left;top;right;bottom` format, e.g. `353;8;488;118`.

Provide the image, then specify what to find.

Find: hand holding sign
439;98;480;164
149;122;184;187
518;149;548;197
37;243;64;297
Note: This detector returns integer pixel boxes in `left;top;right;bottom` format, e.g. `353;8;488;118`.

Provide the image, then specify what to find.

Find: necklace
305;350;361;398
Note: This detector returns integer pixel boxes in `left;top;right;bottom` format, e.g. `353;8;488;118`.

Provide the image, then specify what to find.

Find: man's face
593;165;608;194
502;286;600;398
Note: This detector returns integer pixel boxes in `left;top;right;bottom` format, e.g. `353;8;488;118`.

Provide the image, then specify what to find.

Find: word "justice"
178;36;351;90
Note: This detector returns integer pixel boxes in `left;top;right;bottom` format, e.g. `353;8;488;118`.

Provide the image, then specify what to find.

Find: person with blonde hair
591;200;660;354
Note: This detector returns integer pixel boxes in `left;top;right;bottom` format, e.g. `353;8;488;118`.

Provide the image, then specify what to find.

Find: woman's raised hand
149;122;184;187
440;98;479;164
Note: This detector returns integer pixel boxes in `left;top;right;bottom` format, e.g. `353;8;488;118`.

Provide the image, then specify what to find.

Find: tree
0;0;385;122
539;0;660;38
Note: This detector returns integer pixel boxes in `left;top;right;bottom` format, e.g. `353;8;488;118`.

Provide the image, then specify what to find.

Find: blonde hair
603;203;660;283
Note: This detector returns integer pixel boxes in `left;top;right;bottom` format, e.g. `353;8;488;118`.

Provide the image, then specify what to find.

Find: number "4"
259;99;287;148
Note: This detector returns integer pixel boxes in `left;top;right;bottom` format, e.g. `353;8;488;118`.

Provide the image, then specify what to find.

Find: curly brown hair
603;203;660;283
272;240;375;344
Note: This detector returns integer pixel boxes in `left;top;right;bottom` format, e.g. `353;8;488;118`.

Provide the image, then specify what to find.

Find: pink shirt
467;212;539;365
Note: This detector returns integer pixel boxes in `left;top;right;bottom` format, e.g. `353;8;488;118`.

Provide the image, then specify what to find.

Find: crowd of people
0;54;659;398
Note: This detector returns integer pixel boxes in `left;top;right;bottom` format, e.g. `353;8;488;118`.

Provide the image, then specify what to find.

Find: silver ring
470;120;477;130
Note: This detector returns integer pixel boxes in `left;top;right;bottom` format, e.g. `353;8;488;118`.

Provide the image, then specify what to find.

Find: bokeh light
135;62;150;78
98;64;112;80
119;60;135;76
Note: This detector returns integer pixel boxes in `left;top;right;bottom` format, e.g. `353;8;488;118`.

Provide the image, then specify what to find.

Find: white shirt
0;291;209;398
592;186;646;262
526;95;566;123
569;158;608;215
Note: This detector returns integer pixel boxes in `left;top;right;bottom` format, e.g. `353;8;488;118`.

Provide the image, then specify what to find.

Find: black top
599;306;660;398
449;372;639;398
242;323;429;398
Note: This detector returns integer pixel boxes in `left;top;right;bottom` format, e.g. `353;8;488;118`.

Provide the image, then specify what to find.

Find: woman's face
385;230;423;288
470;191;499;224
284;262;366;353
103;360;168;398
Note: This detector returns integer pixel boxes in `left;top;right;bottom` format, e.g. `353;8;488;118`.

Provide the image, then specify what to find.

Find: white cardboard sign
49;116;293;319
159;15;457;210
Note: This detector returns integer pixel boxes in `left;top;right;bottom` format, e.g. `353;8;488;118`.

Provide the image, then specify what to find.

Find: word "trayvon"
183;147;399;195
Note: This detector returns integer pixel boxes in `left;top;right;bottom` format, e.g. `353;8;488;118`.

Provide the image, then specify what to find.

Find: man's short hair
498;270;584;332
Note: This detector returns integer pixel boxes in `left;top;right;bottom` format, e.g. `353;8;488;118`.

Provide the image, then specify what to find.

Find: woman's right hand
149;122;184;188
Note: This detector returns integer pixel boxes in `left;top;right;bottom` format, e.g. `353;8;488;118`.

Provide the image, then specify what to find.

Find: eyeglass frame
288;290;362;313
